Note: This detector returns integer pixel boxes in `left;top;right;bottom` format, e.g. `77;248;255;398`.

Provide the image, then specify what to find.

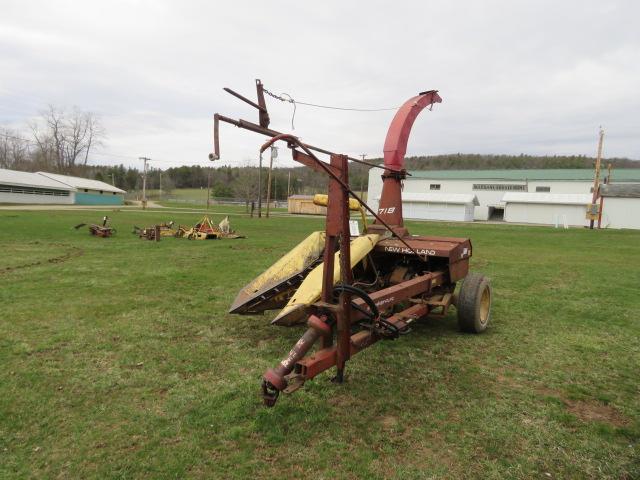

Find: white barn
0;168;125;205
37;172;125;205
383;192;478;222
0;168;74;204
367;168;640;224
599;184;640;230
502;193;591;227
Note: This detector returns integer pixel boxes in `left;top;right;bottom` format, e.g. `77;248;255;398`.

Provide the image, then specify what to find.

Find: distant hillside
392;154;639;171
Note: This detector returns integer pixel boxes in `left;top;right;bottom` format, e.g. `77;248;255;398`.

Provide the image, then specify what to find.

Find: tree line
399;153;639;170
2;105;637;201
134;163;371;201
77;153;640;203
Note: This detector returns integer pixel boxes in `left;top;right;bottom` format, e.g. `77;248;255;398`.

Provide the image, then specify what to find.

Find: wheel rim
479;287;491;326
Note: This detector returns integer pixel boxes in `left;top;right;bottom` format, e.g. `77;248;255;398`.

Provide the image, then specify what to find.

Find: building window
113;192;116;195
430;184;441;190
99;190;103;194
473;183;526;191
0;184;70;196
536;186;551;192
84;189;88;192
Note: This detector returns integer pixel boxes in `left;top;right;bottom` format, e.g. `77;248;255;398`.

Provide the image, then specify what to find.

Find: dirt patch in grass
0;242;83;274
380;415;399;430
532;383;630;427
564;399;629;427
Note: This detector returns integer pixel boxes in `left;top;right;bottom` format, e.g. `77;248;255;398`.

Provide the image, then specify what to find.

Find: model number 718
378;207;396;215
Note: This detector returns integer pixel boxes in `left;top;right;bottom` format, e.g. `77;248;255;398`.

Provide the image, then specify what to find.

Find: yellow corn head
229;195;376;325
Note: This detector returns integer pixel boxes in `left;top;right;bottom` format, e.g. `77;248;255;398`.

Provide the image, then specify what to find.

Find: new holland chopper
213;80;492;407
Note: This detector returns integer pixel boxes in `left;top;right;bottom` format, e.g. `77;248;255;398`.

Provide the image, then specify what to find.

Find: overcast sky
1;1;638;169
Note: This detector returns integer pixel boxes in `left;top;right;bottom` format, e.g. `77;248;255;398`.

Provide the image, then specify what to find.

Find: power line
0;132;33;144
91;151;138;160
263;88;400;112
263;87;401;130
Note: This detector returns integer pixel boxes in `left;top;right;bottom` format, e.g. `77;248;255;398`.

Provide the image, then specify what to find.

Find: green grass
1;209;639;479
155;202;287;214
144;187;209;201
137;188;287;213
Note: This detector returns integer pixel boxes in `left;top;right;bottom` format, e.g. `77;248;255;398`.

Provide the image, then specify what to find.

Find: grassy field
142;187;210;202
154;202;287;214
135;188;287;213
1;209;639;479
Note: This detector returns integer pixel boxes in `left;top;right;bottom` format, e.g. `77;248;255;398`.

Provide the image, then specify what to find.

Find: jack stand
331;369;345;384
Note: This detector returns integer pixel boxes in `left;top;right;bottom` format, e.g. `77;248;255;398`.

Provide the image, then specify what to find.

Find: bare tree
0;128;31;169
161;175;175;195
30;105;104;172
232;160;260;211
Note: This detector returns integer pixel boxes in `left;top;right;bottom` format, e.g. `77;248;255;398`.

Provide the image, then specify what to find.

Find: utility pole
597;163;612;229
139;156;150;209
258;152;263;218
589;128;604;229
111;173;115;187
207;169;211;209
266;145;277;218
159;171;162;201
360;154;367;198
287;171;291;198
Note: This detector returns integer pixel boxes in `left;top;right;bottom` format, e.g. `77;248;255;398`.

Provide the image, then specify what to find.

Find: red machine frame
213;81;488;407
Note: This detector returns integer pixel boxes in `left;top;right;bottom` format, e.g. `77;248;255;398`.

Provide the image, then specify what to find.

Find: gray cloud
1;0;638;168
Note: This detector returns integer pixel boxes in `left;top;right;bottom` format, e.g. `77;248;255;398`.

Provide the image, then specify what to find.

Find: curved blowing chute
383;90;442;169
376;90;442;227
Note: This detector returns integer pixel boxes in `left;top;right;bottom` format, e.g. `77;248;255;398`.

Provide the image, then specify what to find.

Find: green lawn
142;187;210;201
1;209;639;479
156;202;287;214
136;188;287;213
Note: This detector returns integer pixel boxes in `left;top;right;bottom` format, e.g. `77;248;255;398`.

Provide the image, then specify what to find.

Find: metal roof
502;192;591;205
0;168;73;190
37;172;126;193
408;169;640;182
600;184;640;198
377;192;479;205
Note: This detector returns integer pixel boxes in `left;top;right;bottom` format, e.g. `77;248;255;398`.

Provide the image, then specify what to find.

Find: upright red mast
374;90;442;232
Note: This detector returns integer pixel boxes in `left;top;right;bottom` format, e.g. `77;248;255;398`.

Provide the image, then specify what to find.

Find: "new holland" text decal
383;246;437;256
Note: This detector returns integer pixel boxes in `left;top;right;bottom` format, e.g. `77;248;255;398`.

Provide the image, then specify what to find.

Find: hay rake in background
74;216;116;238
176;215;245;240
133;222;177;241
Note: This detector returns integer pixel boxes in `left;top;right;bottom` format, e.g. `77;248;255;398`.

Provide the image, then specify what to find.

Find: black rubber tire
456;272;492;333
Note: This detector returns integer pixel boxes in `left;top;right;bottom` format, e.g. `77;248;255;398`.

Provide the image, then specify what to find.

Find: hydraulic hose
333;284;380;321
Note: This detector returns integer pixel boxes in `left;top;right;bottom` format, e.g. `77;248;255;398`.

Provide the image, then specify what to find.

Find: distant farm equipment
134;222;177;240
176;215;245;240
74;216;116;237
